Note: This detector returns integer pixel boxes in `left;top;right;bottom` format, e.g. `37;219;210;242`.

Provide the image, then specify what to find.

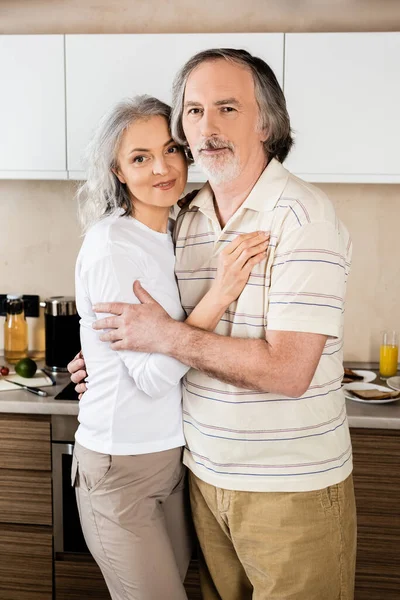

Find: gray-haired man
71;49;356;599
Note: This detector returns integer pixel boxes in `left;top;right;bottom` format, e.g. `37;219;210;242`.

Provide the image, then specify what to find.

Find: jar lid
7;294;23;300
42;296;77;316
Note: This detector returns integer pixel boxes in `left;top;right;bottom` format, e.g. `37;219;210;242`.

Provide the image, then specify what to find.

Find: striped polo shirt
174;158;353;492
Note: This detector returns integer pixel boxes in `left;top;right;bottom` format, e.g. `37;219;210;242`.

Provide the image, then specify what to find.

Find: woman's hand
67;351;88;399
211;231;270;307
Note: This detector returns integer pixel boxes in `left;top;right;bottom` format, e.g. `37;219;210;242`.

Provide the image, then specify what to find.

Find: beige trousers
72;442;192;600
189;472;357;600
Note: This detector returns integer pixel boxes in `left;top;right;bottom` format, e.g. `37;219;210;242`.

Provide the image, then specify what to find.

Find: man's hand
92;281;176;353
67;351;88;399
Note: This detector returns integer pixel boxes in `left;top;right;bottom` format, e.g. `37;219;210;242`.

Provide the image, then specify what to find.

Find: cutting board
0;370;54;392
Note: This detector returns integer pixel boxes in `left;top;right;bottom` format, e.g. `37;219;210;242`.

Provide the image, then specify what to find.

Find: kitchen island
0;367;399;599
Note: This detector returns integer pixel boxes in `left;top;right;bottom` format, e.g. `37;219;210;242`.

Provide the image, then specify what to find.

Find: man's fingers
99;330;122;343
133;281;157;304
92;316;121;330
70;369;88;384
75;383;87;395
67;357;84;374
92;302;126;315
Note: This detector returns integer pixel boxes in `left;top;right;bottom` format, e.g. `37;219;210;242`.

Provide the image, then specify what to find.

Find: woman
72;95;269;600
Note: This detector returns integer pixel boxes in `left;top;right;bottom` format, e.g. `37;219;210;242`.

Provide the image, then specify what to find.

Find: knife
3;378;49;397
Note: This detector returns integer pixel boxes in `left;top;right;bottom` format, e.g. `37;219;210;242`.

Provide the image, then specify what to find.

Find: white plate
386;376;400;391
343;382;400;404
342;369;376;384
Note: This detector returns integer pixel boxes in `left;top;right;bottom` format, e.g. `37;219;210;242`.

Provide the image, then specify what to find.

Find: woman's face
114;115;188;211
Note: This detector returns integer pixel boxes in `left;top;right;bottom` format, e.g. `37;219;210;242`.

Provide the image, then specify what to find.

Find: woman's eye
167;145;180;154
133;155;146;164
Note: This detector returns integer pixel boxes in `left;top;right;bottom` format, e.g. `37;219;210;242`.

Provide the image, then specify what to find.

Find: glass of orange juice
380;331;399;379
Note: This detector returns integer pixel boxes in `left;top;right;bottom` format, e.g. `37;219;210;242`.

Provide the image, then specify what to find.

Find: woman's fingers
231;237;270;267
241;251;268;275
222;231;268;256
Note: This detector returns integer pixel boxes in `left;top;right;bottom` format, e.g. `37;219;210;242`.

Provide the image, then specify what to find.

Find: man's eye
221;107;235;112
188;108;202;115
133;156;146;164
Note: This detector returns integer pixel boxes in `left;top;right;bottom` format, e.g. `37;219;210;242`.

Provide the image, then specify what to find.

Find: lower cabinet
0;412;399;599
55;554;110;600
0;524;52;600
54;554;201;600
352;428;400;600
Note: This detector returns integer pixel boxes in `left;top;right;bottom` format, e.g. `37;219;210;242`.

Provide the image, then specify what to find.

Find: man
70;49;356;599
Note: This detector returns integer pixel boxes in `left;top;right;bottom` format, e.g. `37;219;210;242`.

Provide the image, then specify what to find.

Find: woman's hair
171;48;294;164
77;95;174;233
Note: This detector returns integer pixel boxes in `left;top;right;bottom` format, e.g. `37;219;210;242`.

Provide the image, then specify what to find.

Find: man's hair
171;48;294;163
77;95;183;233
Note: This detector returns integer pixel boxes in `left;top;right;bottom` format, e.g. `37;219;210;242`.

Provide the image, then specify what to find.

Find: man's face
182;59;267;185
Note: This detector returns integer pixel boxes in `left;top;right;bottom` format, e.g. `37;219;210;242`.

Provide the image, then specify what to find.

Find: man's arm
93;284;327;398
153;321;327;397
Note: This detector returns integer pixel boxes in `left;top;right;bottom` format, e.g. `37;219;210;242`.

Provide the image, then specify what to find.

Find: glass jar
4;294;28;364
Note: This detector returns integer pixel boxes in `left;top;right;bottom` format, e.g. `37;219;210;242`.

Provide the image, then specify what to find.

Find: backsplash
0;179;399;361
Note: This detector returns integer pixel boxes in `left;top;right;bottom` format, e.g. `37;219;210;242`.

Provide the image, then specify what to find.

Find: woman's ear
260;127;269;144
112;167;126;185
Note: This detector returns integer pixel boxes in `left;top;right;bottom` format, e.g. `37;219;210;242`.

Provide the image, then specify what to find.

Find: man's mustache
196;137;235;153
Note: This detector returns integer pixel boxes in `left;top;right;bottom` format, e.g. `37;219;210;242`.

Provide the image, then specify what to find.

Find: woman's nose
152;156;169;176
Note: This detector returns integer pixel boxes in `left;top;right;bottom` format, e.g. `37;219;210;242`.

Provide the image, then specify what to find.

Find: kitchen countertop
0;362;399;429
0;371;79;416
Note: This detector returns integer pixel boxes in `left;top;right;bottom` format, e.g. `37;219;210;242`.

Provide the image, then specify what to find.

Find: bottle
4;294;28;364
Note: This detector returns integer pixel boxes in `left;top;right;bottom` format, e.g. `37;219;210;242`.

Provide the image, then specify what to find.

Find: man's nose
200;111;220;138
152;155;169;176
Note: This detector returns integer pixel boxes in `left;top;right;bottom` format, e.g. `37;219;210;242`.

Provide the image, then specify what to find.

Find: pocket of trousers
71;452;78;487
319;482;340;514
74;446;113;494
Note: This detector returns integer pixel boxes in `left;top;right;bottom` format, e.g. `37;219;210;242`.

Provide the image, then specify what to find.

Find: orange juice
380;345;398;378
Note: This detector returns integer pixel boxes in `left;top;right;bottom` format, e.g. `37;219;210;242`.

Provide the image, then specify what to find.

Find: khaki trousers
72;442;192;600
189;472;357;600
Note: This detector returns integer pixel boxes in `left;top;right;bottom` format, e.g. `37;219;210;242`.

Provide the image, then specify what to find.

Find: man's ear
112;167;126;185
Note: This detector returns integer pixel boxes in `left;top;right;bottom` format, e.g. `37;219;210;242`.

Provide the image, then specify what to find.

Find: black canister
42;297;80;372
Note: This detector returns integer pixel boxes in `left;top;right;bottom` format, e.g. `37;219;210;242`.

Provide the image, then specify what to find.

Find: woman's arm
185;231;269;331
70;231;269;396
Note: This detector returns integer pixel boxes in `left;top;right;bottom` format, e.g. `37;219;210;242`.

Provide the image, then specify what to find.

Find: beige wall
1;0;400;33
1;0;399;361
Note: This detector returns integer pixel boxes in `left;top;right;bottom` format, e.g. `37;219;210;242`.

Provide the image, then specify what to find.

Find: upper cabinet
284;33;400;183
65;33;284;181
0;33;398;183
0;35;67;179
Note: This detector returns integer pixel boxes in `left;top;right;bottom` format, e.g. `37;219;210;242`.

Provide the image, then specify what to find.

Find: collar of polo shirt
190;158;290;214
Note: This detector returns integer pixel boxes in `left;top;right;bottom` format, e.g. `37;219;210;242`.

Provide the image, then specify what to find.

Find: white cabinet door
0;35;67;179
284;33;400;183
66;33;284;181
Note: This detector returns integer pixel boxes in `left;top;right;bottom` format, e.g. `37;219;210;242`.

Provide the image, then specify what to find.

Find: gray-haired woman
71;94;269;600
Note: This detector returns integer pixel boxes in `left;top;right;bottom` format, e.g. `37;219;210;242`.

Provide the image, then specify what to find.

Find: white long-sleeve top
74;209;189;455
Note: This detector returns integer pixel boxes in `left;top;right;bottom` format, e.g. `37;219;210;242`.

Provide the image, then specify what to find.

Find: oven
51;415;89;555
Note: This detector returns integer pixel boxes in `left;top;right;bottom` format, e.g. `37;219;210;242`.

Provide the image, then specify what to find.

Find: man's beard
195;137;241;185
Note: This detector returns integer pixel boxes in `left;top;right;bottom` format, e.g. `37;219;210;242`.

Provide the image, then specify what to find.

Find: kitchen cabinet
0;35;67;180
352;428;400;600
65;33;284;182
0;414;52;600
283;33;400;183
0;524;52;600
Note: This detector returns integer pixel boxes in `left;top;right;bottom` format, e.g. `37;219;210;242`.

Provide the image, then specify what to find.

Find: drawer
0;414;51;471
0;523;52;600
0;469;52;526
